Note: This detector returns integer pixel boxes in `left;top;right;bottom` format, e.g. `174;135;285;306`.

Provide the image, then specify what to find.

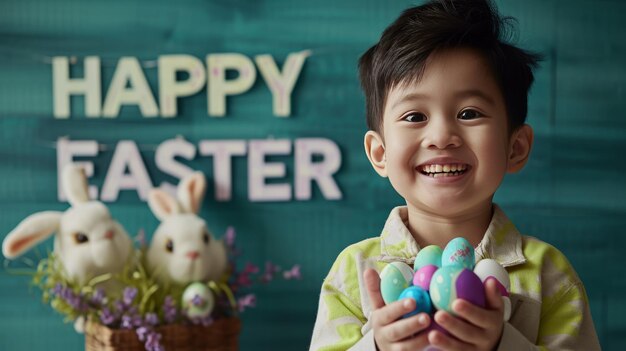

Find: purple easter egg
413;264;439;291
455;269;485;308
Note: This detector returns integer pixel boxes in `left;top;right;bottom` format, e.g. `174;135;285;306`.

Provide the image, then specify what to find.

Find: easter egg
473;259;510;296
414;245;443;271
502;296;512;321
380;262;413;305
398;286;432;318
429;266;485;314
182;282;214;318
441;237;475;270
413;264;438;291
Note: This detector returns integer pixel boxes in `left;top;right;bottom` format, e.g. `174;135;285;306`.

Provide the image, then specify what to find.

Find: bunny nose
186;251;200;260
104;230;114;240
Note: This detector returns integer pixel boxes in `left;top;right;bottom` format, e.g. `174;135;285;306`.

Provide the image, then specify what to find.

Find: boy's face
365;47;532;216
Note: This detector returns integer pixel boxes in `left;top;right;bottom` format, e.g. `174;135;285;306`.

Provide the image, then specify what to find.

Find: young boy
310;1;601;350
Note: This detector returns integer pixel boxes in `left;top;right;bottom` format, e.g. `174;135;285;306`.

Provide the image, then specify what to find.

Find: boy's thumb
363;268;385;310
485;277;503;310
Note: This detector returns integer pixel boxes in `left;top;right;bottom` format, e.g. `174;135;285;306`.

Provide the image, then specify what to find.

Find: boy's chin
411;198;490;217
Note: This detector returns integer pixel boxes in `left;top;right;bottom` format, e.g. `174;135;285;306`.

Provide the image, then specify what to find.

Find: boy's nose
422;118;462;149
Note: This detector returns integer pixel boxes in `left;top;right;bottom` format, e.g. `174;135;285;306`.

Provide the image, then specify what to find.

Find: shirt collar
379;205;526;267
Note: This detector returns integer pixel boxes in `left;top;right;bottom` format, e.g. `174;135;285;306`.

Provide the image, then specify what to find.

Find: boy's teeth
421;163;468;175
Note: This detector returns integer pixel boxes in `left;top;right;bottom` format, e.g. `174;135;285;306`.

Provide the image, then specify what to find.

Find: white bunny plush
147;172;227;284
146;172;227;285
1;164;133;287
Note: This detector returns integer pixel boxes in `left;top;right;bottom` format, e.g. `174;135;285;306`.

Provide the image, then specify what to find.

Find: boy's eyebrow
391;89;496;109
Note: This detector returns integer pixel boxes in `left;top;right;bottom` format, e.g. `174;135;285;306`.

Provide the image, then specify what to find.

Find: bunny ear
177;172;206;214
148;189;180;221
62;164;90;206
2;211;62;259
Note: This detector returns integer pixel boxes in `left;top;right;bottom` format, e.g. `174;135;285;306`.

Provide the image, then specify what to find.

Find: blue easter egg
398;286;432;318
441;237;475;270
414;245;443;271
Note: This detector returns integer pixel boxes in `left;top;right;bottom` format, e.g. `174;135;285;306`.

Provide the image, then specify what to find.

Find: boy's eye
402;112;427;122
458;109;483;120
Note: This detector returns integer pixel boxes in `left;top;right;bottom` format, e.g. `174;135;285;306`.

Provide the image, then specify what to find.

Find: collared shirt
309;205;601;351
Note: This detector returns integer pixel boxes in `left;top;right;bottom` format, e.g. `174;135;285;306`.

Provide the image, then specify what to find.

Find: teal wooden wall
1;0;625;349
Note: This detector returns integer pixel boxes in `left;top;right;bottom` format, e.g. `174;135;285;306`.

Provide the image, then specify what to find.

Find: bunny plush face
1;164;133;287
146;172;227;285
57;202;132;284
147;214;225;284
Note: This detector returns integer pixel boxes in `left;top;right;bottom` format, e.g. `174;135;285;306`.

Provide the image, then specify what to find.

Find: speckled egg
413;264;439;291
380;262;413;305
441;237;475;270
473;259;510;296
414;245;443;271
182;282;215;318
429;266;485;314
398;286;432;318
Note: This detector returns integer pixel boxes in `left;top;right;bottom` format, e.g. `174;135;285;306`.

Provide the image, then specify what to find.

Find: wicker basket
85;317;241;351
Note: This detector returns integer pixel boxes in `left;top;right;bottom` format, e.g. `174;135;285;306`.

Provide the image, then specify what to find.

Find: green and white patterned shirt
310;205;600;351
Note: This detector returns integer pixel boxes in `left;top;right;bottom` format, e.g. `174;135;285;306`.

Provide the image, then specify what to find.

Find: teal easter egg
398;286;432;318
429;266;462;313
414;245;443;271
380;262;413;305
429;266;485;314
441;237;475;270
182;282;214;318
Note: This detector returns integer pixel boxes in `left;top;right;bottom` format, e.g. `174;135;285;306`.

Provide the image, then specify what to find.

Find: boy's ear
507;124;534;173
364;131;388;177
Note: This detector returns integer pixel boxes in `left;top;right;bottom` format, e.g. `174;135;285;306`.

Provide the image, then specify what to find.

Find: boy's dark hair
359;0;541;133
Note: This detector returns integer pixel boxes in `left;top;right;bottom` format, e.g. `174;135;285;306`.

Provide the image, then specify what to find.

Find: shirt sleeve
309;248;378;351
497;281;601;351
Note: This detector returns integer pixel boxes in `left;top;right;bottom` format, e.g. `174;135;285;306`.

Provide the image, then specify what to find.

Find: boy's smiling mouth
419;163;469;177
417;158;472;179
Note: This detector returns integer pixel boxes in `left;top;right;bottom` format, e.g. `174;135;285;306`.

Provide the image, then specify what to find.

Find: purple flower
237;294;256;312
162;296;177;323
145;331;163;351
114;300;125;313
283;265;302;280
122;287;138;306
52;283;63;295
121;315;134;329
100;308;116;326
136;326;149;342
91;288;105;305
224;226;236;247
145;313;159;326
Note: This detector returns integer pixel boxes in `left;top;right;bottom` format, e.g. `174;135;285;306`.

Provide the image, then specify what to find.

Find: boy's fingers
392;329;431;349
381;313;431;342
363;268;385;310
428;329;469;351
452;298;493;328
374;298;416;327
434;310;481;344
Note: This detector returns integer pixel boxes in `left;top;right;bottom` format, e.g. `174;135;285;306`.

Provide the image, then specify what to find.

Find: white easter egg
182;282;214;318
473;259;510;292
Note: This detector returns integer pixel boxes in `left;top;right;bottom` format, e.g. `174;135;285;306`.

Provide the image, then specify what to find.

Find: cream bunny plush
146;172;227;285
2;164;133;287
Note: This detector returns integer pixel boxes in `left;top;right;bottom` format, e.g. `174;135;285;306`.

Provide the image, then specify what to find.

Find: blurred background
1;0;625;349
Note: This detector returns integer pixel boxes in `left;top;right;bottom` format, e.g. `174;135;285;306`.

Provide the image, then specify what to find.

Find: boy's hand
428;277;505;351
364;268;431;350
